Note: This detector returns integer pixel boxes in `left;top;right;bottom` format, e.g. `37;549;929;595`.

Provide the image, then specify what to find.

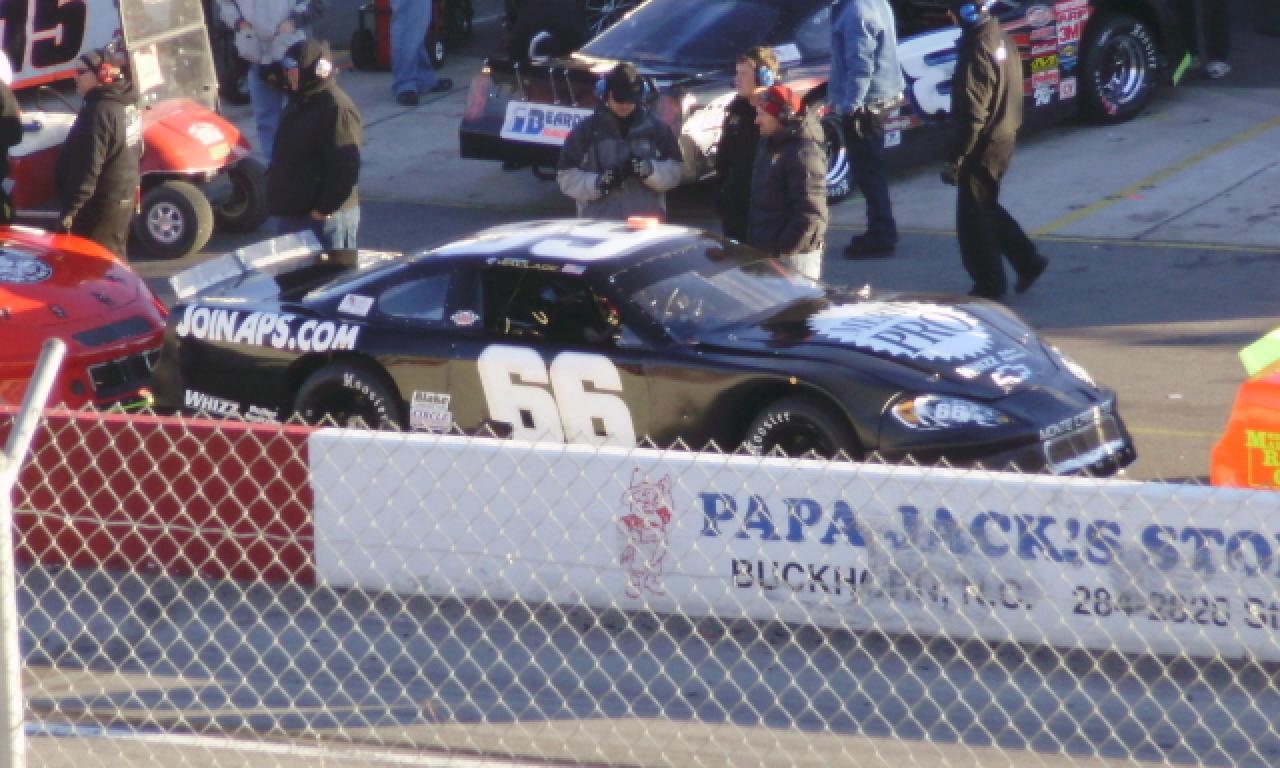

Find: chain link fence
3;404;1280;767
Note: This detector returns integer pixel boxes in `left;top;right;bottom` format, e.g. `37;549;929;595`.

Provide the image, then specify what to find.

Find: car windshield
582;0;831;68
621;249;825;341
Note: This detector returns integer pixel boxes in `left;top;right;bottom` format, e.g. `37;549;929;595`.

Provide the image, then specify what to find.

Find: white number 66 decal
477;345;637;446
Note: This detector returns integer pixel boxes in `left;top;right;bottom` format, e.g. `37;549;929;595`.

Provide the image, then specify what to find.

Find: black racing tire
133;180;215;259
1079;13;1160;124
743;396;862;460
818;111;852;205
213;158;269;233
293;362;405;430
350;27;379;71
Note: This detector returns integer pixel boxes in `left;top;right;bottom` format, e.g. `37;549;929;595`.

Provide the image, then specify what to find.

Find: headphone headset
594;75;651;102
755;65;776;88
956;1;980;24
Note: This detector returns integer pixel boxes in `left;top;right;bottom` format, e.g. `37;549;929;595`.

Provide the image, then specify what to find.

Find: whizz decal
173;305;360;353
477;344;635;446
807;302;993;362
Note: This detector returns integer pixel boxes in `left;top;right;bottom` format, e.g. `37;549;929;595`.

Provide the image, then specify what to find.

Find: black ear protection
956;1;980;24
755;65;776;87
594;76;652;102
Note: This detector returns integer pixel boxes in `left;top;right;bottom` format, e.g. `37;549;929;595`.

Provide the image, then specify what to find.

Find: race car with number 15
151;220;1136;476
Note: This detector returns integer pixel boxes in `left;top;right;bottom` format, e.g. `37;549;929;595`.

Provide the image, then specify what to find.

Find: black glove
940;161;958;186
57;215;73;233
843;108;868;142
596;167;618;194
630;155;653;179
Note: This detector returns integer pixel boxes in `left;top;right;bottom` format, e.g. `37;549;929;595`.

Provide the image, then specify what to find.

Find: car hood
0;235;147;330
695;294;1064;396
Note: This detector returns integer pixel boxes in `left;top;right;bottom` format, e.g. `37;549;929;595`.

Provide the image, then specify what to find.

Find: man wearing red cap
747;84;828;281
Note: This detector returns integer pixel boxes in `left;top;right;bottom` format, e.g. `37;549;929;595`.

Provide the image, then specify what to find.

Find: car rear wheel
214;158;269;233
744;396;862;460
1079;13;1159;123
293;362;405;430
133;180;215;259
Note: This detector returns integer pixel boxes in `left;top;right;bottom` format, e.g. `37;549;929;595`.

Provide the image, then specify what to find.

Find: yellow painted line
1129;426;1219;439
1032;113;1280;236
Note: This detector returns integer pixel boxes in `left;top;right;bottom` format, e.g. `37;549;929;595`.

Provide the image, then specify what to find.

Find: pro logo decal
807;302;992;362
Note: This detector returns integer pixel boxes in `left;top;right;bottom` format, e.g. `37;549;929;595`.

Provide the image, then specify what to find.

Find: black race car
151;220;1136;475
460;0;1186;202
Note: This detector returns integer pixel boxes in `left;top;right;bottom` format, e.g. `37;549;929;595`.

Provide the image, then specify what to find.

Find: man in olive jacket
747;85;828;281
55;49;142;260
268;38;362;249
940;0;1047;299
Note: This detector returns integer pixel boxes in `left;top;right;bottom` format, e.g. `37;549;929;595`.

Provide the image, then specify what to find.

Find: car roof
428;219;703;269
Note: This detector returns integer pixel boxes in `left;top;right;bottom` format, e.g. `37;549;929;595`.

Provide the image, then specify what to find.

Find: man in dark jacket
716;46;779;242
55;49;142;260
0;57;22;224
557;63;683;220
268;39;363;250
748;84;828;281
940;0;1047;300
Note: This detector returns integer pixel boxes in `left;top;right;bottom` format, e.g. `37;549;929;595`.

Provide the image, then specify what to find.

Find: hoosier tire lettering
293;363;404;430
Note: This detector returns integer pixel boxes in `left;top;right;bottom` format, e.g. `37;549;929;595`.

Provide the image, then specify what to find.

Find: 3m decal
173;306;361;352
808;303;993;362
410;391;453;432
0;247;51;284
338;294;374;317
477;345;635;445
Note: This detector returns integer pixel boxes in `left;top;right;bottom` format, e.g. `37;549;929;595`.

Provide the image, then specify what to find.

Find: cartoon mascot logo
618;469;674;599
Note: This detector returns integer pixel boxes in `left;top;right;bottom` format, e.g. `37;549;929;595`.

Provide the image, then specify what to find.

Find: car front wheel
1080;13;1159;123
293;362;405;430
743;396;862;460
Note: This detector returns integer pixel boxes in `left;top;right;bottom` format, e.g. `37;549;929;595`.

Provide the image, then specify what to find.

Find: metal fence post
0;338;66;768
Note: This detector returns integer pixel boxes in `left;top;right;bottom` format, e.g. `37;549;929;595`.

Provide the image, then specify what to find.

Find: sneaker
843;234;896;259
395;91;419;107
427;78;454;93
1205;60;1231;79
1014;256;1049;294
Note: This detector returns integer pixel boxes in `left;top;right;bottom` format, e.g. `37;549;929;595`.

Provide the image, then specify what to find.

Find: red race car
0;226;166;409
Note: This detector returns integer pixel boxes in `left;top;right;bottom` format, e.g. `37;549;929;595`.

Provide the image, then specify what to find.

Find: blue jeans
275;206;361;250
845;110;897;244
248;63;287;164
391;0;437;96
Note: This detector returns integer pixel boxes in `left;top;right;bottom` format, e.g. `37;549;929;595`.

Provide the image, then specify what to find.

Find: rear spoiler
170;232;401;301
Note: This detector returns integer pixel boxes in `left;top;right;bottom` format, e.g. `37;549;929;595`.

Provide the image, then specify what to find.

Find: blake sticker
338;294;374;317
808;302;993;362
410;391;453;432
0;248;51;284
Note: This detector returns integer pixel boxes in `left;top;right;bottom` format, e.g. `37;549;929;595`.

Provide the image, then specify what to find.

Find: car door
447;263;651;446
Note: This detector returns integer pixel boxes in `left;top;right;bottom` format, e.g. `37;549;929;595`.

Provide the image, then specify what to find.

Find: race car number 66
478;345;636;446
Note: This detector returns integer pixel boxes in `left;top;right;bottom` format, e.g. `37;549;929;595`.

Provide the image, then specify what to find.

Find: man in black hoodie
268;39;363;250
747;84;828;281
55;49;142;259
715;46;779;242
940;0;1047;300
